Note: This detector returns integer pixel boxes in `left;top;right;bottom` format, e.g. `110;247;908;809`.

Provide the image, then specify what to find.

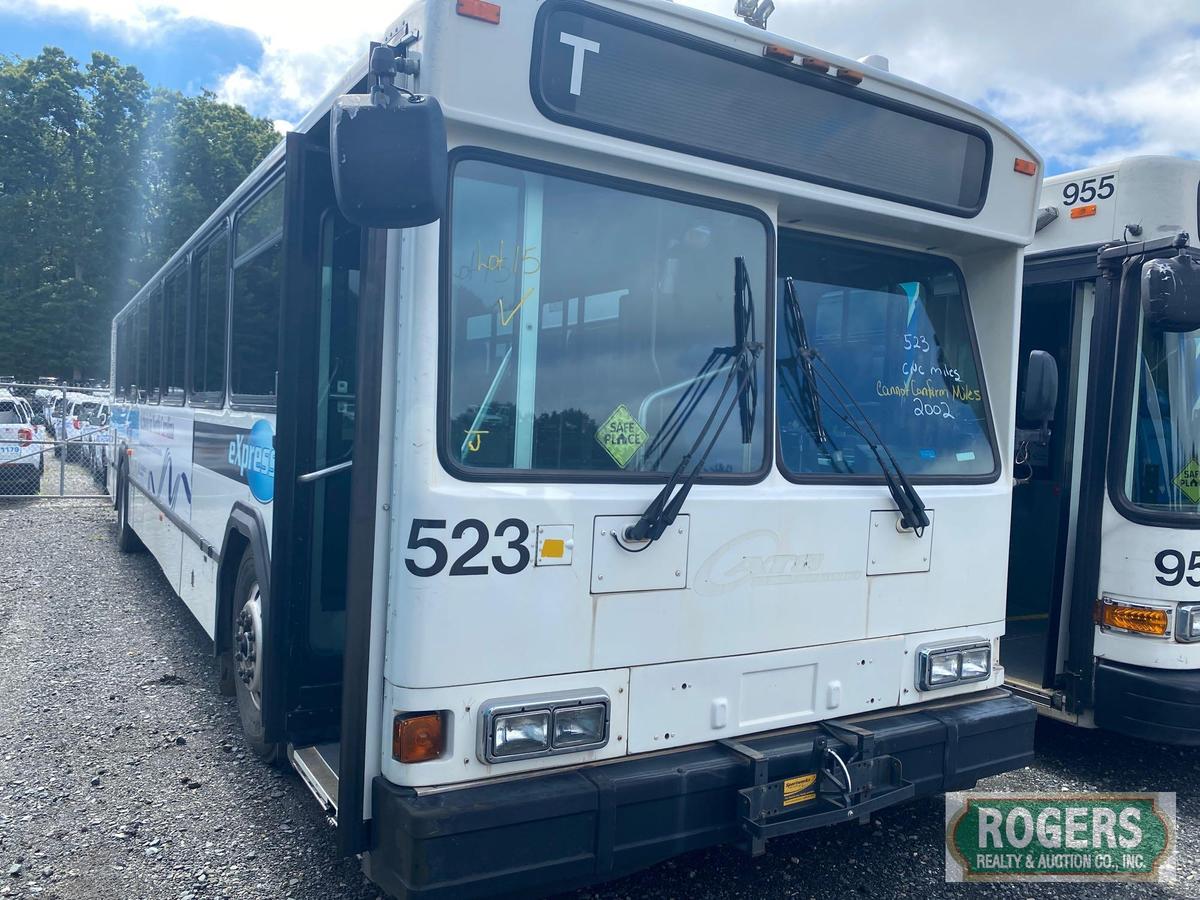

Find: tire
115;472;143;553
231;552;282;763
23;473;40;495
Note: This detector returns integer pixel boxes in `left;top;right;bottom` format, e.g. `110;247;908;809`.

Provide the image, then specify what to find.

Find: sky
1;0;1198;174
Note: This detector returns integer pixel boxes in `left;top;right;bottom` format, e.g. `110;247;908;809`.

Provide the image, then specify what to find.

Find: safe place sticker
596;404;648;468
1173;457;1200;504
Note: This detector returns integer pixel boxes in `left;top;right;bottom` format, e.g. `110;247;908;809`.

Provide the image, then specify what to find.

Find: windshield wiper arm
625;257;762;545
781;277;827;444
805;353;930;534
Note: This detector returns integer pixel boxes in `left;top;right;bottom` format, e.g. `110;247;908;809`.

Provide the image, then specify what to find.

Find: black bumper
1094;659;1200;745
365;689;1034;899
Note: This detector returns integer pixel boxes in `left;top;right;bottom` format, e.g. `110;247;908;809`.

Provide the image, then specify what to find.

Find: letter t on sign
559;32;600;96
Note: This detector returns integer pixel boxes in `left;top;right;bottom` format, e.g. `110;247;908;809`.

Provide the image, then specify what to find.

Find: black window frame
229;174;285;412
529;0;993;219
188;221;231;409
145;283;164;405
134;296;149;401
1106;247;1200;529
437;146;776;486
162;260;189;407
774;229;1002;486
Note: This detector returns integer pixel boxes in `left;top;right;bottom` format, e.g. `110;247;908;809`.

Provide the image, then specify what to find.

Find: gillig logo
694;530;855;595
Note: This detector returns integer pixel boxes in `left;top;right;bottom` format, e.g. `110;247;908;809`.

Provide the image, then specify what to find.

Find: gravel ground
0;500;1197;899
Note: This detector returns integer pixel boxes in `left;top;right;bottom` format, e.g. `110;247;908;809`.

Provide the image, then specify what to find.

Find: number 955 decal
1154;549;1200;586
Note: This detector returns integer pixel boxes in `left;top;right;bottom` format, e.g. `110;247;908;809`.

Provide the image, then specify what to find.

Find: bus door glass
307;213;360;655
1003;277;1083;687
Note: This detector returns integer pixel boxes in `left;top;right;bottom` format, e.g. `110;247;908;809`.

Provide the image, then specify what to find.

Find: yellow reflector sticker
595;404;649;468
1174;457;1200;504
541;538;565;559
783;774;817;796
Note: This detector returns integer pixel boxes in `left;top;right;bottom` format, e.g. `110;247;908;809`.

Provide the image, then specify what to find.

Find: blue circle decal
246;419;276;504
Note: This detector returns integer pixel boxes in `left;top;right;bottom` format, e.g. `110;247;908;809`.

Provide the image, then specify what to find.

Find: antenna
735;0;776;29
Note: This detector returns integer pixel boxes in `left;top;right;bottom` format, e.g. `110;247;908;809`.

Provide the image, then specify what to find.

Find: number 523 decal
1154;548;1200;586
405;518;531;577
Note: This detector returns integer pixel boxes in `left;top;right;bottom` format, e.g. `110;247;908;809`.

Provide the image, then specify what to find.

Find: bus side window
163;265;188;404
147;284;164;404
231;180;284;406
190;227;229;404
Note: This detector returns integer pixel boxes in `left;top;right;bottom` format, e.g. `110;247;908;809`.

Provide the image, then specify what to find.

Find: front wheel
231;552;282;763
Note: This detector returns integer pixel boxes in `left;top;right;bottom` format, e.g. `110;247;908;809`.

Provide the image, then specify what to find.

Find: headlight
960;645;991;679
1176;604;1200;643
553;703;607;748
927;650;961;686
917;641;991;691
492;711;551;759
480;691;610;763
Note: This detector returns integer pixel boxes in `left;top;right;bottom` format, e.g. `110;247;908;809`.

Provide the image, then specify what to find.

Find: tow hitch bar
722;721;915;856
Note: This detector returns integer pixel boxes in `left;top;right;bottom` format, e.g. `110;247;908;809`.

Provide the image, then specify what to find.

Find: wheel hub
234;585;264;709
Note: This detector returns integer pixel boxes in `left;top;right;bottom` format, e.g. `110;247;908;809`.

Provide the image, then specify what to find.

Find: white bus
109;1;1044;895
1006;155;1200;744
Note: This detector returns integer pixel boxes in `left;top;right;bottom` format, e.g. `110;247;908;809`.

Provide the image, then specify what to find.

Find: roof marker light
762;44;794;62
457;0;500;24
1070;204;1098;219
1013;158;1037;176
799;56;831;74
835;68;865;85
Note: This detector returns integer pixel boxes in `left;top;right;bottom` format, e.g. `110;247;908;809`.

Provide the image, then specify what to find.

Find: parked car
80;402;112;485
0;396;42;494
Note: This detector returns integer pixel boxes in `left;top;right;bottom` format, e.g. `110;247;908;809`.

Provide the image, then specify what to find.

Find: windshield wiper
778;277;854;472
624;257;762;545
780;278;928;533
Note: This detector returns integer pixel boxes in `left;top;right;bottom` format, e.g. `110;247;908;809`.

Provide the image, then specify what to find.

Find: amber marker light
1070;204;1098;219
457;0;501;24
1013;157;1037;176
393;712;446;763
1097;598;1169;637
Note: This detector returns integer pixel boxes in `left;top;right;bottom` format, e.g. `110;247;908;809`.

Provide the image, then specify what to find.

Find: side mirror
330;84;447;229
1143;253;1200;332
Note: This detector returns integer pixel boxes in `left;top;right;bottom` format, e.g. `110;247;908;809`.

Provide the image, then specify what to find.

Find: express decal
193;419;276;504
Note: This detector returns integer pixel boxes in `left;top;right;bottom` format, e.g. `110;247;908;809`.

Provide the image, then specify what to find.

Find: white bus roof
1029;155;1200;258
118;0;1041;321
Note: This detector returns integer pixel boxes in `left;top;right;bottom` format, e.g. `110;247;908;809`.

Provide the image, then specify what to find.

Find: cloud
4;0;1199;171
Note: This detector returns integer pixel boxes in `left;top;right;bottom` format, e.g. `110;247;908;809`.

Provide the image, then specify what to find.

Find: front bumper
366;689;1034;899
1095;659;1200;745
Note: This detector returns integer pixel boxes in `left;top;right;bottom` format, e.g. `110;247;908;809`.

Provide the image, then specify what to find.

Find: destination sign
531;1;991;217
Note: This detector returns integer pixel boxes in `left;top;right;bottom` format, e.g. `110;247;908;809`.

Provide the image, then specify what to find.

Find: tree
0;48;278;382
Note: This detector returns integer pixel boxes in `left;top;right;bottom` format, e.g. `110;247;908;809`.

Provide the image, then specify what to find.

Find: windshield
1124;313;1200;514
777;233;995;478
444;158;768;476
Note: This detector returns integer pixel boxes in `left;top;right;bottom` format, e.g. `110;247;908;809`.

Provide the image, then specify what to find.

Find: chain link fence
0;382;112;499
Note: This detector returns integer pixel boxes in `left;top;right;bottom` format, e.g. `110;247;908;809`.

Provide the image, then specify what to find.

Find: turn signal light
1070;204;1098;219
1013;158;1037;176
393;712;446;763
1097;599;1169;637
457;0;500;23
